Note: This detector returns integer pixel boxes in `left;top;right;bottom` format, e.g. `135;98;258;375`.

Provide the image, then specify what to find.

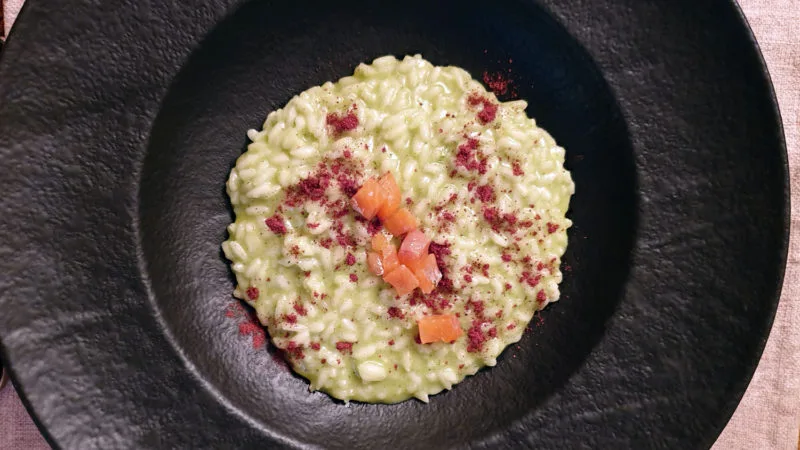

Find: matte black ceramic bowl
0;0;788;448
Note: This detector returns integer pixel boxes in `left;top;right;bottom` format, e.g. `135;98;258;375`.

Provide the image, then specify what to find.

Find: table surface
1;0;798;448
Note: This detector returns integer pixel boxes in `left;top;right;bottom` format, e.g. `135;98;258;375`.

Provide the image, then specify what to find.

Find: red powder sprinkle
488;327;498;338
307;223;320;229
388;307;405;319
246;286;260;300
482;207;500;227
326;111;359;136
507;323;516;330
521;272;541;288
429;242;451;267
265;214;287;234
367;218;382;235
293;303;307;316
466;321;487;353
335;341;353;353
512;161;525;176
454;138;488;174
519;220;534;228
477;102;498;124
331;202;352;220
388;339;395;346
475;184;495;203
285;341;305;360
319;237;333;249
547;222;560;234
564;264;572;272
310;342;321;351
238;321;259;336
238;321;267;350
482;71;510;96
437;276;454;293
468;300;485;317
285;313;298;324
537;290;547;303
336;173;359;197
295;171;332;203
504;282;512;291
225;301;245;318
343;149;352;158
336;233;355;248
456;140;480;168
463;274;473;283
251;332;266;349
501;253;512;262
429;241;454;293
467;93;499;124
441;211;456;222
345;253;356;266
349;273;359;283
321;358;327;364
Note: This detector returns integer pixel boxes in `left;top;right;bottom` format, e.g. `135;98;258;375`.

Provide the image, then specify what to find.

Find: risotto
222;55;574;403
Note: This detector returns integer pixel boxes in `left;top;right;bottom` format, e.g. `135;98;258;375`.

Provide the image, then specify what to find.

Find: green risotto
222;55;574;403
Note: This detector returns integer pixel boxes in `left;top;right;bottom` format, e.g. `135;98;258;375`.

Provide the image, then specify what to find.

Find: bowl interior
139;0;637;447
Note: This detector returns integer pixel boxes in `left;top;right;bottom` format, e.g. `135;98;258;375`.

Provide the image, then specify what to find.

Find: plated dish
0;0;787;448
223;55;573;402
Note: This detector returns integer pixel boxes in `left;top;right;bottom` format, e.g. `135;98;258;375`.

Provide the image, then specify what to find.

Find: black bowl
0;0;787;448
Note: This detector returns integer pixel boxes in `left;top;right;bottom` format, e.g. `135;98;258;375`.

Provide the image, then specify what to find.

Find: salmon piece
351;178;385;220
383;207;418;236
383;265;419;296
418;314;463;344
367;252;384;276
376;172;402;221
409;253;442;294
371;233;390;252
380;243;400;274
398;230;431;266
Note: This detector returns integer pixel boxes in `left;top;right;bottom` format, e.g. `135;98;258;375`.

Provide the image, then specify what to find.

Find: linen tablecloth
1;0;798;448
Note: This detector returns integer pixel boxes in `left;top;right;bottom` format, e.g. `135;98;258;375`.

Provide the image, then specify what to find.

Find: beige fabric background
1;0;798;448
